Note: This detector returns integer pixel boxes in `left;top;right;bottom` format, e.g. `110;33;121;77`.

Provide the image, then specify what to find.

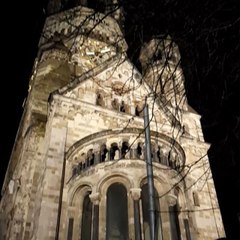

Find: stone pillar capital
89;192;101;205
130;188;142;201
167;194;177;206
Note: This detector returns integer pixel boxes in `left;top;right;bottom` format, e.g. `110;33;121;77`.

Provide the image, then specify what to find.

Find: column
93;144;100;164
130;143;138;159
90;192;100;240
130;188;142;240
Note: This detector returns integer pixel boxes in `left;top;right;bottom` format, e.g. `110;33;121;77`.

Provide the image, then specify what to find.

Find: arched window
100;144;108;162
81;192;93;240
110;143;119;160
137;142;143;159
96;93;104;107
141;184;163;240
135;104;143;117
106;183;129;239
120;100;126;112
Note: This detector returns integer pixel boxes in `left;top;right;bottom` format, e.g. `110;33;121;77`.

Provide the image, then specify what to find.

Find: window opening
120;101;126;112
100;144;108;162
81;192;93;240
157;146;161;163
96;93;104;106
110;143;119;160
137;143;143;158
106;183;129;240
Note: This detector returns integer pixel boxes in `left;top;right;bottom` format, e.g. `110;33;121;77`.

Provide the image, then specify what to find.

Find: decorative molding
130;188;141;201
89;192;101;205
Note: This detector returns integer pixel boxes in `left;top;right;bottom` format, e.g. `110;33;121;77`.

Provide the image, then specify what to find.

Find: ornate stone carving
89;192;101;205
130;188;142;201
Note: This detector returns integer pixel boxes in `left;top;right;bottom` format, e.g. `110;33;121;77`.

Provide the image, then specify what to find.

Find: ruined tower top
47;0;123;23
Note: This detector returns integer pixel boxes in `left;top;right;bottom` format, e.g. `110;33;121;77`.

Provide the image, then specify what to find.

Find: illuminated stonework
0;1;225;240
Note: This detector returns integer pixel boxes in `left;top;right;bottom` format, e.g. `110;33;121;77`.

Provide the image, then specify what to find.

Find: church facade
0;1;225;239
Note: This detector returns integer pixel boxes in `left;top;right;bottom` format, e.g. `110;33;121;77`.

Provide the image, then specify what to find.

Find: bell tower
0;1;225;239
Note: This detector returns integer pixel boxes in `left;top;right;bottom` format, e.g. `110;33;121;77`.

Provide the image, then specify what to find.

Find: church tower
0;1;225;239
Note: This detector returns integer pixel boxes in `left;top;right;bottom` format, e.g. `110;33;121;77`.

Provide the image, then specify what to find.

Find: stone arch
106;183;129;239
97;173;133;193
139;173;170;192
68;183;93;206
97;174;134;239
67;184;93;240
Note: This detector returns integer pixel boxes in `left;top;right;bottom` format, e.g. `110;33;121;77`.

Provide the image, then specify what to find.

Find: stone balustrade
67;128;185;179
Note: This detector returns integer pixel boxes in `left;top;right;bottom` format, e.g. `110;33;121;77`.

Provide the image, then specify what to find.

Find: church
0;1;225;239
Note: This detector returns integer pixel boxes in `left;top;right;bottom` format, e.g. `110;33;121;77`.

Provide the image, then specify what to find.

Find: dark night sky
1;1;239;239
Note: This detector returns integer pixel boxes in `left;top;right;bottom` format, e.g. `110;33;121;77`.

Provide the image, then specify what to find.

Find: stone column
105;143;111;161
90;193;100;240
130;143;138;159
93;144;100;164
130;188;142;240
152;148;158;162
118;140;122;159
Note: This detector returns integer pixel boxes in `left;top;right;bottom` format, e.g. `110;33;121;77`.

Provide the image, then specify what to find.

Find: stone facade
0;1;225;239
